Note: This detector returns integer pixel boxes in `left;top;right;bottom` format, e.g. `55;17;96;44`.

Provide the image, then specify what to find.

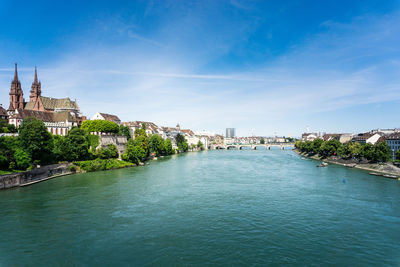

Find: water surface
1;149;399;266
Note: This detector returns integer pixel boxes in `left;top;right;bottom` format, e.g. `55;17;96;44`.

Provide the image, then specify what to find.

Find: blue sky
1;0;400;136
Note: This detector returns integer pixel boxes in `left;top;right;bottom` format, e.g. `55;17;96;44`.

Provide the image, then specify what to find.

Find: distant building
352;133;383;145
301;133;318;141
92;112;121;125
385;133;400;160
122;121;165;138
226;128;235;138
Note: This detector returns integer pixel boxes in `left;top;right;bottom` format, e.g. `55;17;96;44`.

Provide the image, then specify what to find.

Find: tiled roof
385;133;400;140
352;133;374;141
10;109;54;122
122;121;166;134
181;129;195;136
25;96;79;111
0;106;7;116
99;113;121;122
10;109;77;123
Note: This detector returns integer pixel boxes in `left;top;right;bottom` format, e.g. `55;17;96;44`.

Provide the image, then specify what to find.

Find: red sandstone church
7;64;85;135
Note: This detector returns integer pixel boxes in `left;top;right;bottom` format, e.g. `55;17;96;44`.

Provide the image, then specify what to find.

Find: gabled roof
0;106;7;116
99;113;121;122
9;109;77;123
181;129;195;136
10;109;54;122
385;133;400;140
25;96;79;111
122;121;162;132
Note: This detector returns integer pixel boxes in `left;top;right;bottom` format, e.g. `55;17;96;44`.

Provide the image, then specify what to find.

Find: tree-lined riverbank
294;149;400;179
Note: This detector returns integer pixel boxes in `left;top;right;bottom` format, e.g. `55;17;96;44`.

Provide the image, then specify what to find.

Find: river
1;149;399;266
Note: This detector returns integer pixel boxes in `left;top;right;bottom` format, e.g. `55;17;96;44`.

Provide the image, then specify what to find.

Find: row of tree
80;120;131;140
0;118;194;172
121;126;177;164
295;139;392;162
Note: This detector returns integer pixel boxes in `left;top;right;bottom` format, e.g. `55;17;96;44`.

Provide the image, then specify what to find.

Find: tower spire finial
34;66;38;83
13;63;18;81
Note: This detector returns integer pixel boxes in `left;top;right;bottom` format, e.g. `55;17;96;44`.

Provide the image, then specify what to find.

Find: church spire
34;66;38;83
30;66;41;102
13;63;18;82
9;63;24;111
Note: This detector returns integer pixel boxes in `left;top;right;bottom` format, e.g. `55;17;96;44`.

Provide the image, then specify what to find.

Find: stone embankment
294;149;400;180
0;164;74;190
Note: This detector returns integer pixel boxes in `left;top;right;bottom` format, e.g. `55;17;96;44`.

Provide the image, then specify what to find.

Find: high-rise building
226;128;236;138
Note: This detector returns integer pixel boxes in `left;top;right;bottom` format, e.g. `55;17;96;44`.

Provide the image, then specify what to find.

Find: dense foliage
260;138;265;144
0;119;16;133
73;158;133;172
197;140;204;150
81;120;119;133
175;133;188;152
19;117;54;165
122;130;174;164
0;117;189;173
295;139;391;162
119;125;131;140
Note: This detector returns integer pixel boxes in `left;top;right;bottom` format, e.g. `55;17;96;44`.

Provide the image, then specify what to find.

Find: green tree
134;127;147;139
374;142;391;162
175;133;188;152
95;147;110;159
362;143;375;161
164;139;174;155
197;140;204;150
119;125;131;140
122;139;146;164
311;138;323;153
0;136;19;170
59;128;89;162
108;144;119;158
260;138;265;144
319;139;342;158
150;134;165;156
18;117;54;164
81;120;119;134
396;148;400;161
14;149;31;170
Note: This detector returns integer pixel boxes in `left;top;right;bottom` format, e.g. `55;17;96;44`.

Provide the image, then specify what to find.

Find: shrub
81;120;119;134
74;158;133;172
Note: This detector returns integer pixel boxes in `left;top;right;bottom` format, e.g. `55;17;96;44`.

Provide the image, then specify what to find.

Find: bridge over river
212;143;294;150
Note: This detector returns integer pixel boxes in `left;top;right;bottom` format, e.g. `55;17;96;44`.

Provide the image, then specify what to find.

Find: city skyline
1;1;400;136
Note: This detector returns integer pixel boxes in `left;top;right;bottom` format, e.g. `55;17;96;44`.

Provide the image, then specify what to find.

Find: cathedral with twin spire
7;63;85;135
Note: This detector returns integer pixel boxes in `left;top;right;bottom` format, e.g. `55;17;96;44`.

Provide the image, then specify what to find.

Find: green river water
1;149;399;266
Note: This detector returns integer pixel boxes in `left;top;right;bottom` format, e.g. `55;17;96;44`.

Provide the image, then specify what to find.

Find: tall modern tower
226;128;236;138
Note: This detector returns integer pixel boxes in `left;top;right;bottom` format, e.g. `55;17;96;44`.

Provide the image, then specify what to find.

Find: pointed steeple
30;66;41;102
13;63;18;82
9;63;24;110
34;66;38;83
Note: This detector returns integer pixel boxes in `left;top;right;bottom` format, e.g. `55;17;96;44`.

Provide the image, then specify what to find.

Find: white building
91;112;121;125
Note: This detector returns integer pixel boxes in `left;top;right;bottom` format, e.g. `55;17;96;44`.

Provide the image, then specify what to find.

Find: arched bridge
213;143;294;150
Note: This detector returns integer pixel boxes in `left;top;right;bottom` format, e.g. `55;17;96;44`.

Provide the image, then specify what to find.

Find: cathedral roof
9;109;77;123
24;96;79;111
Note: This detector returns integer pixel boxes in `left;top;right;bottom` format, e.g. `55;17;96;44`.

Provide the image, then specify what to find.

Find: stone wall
0;164;73;190
99;135;127;157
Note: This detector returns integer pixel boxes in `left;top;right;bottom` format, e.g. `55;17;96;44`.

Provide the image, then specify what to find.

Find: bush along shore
0;118;204;180
294;139;400;179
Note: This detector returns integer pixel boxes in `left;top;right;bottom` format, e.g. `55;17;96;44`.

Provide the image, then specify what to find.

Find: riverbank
294;149;400;180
